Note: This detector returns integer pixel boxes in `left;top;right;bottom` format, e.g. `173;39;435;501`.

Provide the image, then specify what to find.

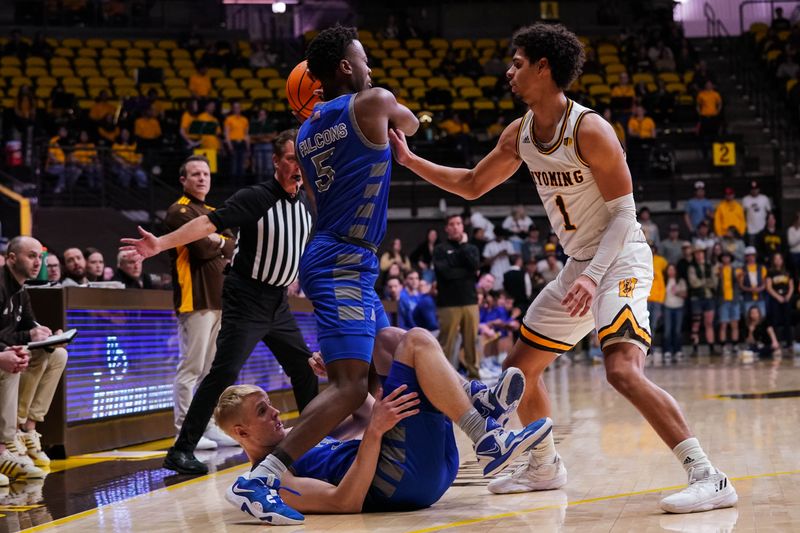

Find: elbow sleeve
582;193;639;285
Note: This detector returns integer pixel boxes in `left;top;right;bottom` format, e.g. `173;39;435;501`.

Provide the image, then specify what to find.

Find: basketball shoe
467;367;525;427
475;416;552;477
226;474;304;525
0;473;8;487
204;422;240;448
488;453;568;494
660;466;737;513
0;448;46;480
19;430;50;466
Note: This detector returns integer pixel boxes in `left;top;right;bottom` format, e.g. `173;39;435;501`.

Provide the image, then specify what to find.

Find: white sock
250;454;287;481
672;437;712;474
529;430;557;466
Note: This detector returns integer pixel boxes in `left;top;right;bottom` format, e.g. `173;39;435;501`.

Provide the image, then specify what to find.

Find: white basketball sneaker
0;473;8;487
204;423;240;448
487;453;568;494
660;466;737;513
194;436;218;451
0;449;46;480
20;430;50;466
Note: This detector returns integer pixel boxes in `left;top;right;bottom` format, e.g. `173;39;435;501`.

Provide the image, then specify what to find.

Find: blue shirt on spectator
412;294;438;331
398;289;422;330
685;198;714;230
480;305;511;337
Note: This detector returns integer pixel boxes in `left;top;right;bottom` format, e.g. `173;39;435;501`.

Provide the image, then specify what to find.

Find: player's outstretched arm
119;216;217;260
390;117;523;200
280;385;419;514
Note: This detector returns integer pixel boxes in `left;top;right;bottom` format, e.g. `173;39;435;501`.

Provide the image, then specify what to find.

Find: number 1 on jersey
311;148;335;192
555;195;577;231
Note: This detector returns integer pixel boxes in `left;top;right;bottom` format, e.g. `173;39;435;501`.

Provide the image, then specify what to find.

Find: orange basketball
286;60;321;120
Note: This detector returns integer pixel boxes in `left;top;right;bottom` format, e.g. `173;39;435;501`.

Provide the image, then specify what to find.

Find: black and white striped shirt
207;179;313;287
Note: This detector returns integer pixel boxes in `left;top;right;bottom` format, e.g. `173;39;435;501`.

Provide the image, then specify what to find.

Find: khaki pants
18;347;68;425
174;310;222;432
1;370;20;442
438;304;480;379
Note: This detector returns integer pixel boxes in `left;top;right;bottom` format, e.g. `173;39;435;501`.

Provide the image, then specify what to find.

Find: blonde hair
214;384;265;436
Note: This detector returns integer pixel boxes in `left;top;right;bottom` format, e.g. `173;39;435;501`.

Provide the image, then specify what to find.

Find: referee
121;129;318;474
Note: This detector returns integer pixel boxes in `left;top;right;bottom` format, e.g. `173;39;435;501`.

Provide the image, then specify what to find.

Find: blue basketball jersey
291;436;359;486
297;93;392;249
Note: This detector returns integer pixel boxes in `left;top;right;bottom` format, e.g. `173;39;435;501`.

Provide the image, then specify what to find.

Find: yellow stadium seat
273;87;286;99
451;100;470;111
378;78;400;90
477;76;497;88
665;82;687;94
116;87;140;98
405;39;423;50
168;87;191;99
88;86;110;98
51;67;74;78
452;76;474;88
632;72;654;85
267;78;286;90
257;68;280;79
411;87;427;100
74;57;96;68
749;22;768;33
358;30;374;40
110;39;130;49
158;39;178;50
10;77;32;87
0;66;22;77
54;47;74;58
215;78;238;89
86;38;106;49
207;68;225;79
101;48;122;58
173;60;195;72
581;73;604;86
605;73;620;85
87;77;110;88
149;48;168;59
391;49;410;59
428;58;442;69
102;67;126;78
172;49;191;60
124;58;146;69
473;99;495;110
361;39;379;51
148;58;170;69
65;87;86;98
37;76;57;87
77;67;100;78
404;58;425;70
382;58;402;69
178;67;196;79
77;48;97;58
113;77;136;88
402;78;425;89
389;68;410;78
382;39;401;50
50;57;70;68
452;39;472;50
589;84;611;97
598;54;619;65
429;38;448;50
230;68;252;79
99;57;122;68
4;87;18;98
25;66;48;78
787;78;798;93
240;78;263;90
597;43;618;55
222;88;245;99
658;72;680;84
370;67;386;79
139;84;165;97
270;101;287;112
35;87;53;99
778;30;791;42
412;67;433;78
126;48;145;59
476;38;496;50
460;87;482;99
25;57;46;68
406;101;421;112
164;77;186;88
414;49;433;59
62;38;82;48
133;39;155;49
605;63;626;75
683;71;694;83
249;88;273;100
1;57;20;67
766;49;782;63
427;77;449;88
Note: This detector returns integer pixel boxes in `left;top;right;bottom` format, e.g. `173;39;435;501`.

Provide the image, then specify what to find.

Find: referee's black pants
174;270;319;453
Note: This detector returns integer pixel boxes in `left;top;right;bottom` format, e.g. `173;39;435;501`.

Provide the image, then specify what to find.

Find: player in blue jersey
218;327;552;519
229;26;553;525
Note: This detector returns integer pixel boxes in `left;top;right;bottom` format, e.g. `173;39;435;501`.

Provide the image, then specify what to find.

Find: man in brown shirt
164;155;236;449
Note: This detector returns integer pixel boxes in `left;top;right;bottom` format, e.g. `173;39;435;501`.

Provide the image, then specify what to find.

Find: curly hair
306;24;359;83
512;23;585;90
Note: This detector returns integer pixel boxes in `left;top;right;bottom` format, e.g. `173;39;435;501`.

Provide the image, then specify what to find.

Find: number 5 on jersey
555;194;577;231
312;147;335;192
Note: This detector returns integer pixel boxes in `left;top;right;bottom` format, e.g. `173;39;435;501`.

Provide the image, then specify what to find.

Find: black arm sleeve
207;184;277;231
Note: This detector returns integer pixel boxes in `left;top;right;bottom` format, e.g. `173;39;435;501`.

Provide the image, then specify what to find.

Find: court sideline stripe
407;469;800;533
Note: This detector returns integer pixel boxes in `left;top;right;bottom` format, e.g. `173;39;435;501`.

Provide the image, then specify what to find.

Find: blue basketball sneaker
467;367;526;427
475;416;553;477
226;474;304;525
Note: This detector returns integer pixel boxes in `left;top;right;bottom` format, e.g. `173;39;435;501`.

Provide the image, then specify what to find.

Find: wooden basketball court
12;359;800;532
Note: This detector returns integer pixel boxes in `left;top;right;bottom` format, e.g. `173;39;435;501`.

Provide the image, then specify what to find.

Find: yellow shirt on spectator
180;111;200;141
134;117;162;140
713;199;746;237
90;101;117;122
224;114;249;142
48;136;65;165
648;254;668;303
98;125;119;144
719;264;738;302
627;116;656;138
113;142;142;165
611;84;635;98
696;89;722;117
197;111;221;150
73;142;97;165
189;73;212;97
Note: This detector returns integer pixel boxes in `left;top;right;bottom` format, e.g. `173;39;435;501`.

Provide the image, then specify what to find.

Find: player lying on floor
215;327;552;523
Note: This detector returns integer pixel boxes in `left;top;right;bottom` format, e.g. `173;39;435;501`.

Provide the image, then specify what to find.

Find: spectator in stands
179;99;202;150
483;229;515;290
2;236;66;470
660;223;683;265
741;305;781;360
224;101;250;185
457;49;483;79
469;209;495;241
249;41;277;69
537;243;563;284
690;60;716;94
788;212;800;273
638;207;660;247
709;242;724;268
397;270;421;330
61;248;88;286
483;50;507;78
434;214;480;378
97;114;119;146
113;252;153;289
677;241;693;281
412;279;438;333
742;181;772;244
470;227;489;261
89;90;117;127
649;242;668;352
772;7;791;31
48;127;80;194
611;71;635;114
12;85;36;138
756;212;784;256
720;226;746;266
776;50;800;81
716;251;741;355
72;130;101;189
521;226;543;264
189;65;212;98
250;108;277;181
477;272;496;295
84;247;104;282
627;104;657;140
714;187;746;238
688;245;717;353
381;14;400;39
739;246;767;317
439;113;471;163
696;80;723;146
766;252;794;348
693;220;718;251
603;108;626;147
134;106;163;147
684;180;714;233
198;101;221;152
651;41;677;72
383;276;403;304
505;257;544;316
409;228;438;283
380;238;411;276
646;80;675;123
112;128;148;188
45;254;61;284
502;205;533;250
662;264;687;360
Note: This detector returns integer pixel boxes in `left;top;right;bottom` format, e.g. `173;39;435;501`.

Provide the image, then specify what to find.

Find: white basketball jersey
517;99;639;260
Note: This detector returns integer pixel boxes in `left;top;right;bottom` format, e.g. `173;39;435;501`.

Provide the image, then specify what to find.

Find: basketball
286;60;321;120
